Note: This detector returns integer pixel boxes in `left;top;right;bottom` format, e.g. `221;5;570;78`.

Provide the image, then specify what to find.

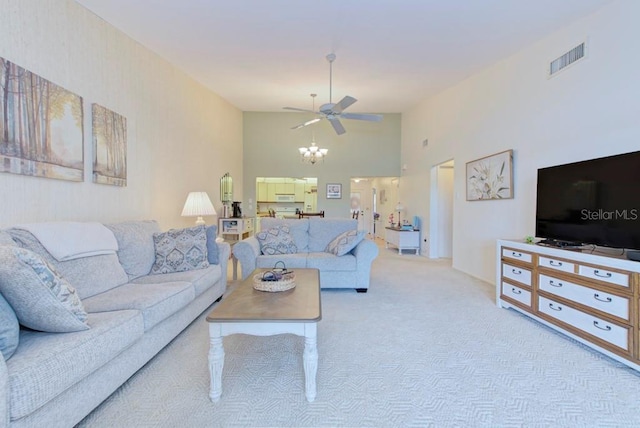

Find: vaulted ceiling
75;0;612;113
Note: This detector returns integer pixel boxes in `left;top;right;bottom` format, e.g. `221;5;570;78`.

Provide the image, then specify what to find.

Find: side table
385;227;420;255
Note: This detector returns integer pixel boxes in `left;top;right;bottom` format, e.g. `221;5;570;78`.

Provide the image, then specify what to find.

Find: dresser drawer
501;282;531;307
502;263;532;286
502;248;533;264
538;296;629;351
538;274;630;321
578;265;630;288
538;256;575;274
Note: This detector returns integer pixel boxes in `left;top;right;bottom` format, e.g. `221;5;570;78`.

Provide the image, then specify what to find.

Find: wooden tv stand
496;239;640;371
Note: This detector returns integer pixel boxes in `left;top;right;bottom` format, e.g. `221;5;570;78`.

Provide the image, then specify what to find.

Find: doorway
429;160;454;258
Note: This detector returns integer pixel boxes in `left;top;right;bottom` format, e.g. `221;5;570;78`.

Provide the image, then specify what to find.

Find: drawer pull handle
548;303;562;311
511;269;522;275
593;294;612;303
511;288;522;295
511;252;522;258
593;321;612;331
593;270;612;278
549;260;563;267
549;280;563;287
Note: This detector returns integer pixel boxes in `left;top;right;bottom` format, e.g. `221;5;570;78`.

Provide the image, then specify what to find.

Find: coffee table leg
303;323;318;402
208;324;225;402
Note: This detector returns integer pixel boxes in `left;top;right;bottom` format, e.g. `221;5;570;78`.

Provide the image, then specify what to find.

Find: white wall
401;0;640;282
0;0;243;229
243;112;401;218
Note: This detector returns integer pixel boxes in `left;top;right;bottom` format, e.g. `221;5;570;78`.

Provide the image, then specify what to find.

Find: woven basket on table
252;271;296;292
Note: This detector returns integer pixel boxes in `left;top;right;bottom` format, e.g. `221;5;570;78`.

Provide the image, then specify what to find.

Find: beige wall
401;0;640;282
0;0;243;229
243;111;401;218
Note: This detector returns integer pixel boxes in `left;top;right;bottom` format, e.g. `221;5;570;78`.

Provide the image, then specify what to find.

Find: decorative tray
253;271;296;292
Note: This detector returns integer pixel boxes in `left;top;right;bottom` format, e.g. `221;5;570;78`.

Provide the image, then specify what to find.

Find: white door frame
429;160;454;259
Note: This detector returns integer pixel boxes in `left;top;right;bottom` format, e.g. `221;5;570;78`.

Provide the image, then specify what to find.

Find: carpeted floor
77;238;640;427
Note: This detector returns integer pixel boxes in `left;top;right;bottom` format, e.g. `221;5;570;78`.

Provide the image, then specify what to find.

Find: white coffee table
206;268;322;402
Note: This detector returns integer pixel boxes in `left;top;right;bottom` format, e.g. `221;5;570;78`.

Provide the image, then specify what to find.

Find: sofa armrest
0;356;8;428
232;237;260;280
217;241;231;286
352;238;379;289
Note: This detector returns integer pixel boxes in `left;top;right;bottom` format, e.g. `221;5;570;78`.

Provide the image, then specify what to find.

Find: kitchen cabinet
294;183;305;202
257;182;268;202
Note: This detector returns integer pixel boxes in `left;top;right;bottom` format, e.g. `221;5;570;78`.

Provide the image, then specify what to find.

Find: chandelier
297;94;328;164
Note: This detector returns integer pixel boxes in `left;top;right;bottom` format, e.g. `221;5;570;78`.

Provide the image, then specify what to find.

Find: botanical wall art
0;57;84;181
466;149;513;200
92;103;127;186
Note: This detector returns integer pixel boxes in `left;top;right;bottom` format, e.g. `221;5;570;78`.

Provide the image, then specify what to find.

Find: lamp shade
181;192;216;225
395;202;404;212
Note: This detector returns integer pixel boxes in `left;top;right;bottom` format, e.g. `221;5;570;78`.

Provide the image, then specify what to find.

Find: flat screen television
535;150;640;250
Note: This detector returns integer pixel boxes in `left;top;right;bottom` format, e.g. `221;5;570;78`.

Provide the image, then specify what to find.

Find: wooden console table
385;227;420;255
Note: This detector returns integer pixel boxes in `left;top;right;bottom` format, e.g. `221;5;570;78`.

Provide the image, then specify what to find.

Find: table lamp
395;202;404;228
181;191;216;225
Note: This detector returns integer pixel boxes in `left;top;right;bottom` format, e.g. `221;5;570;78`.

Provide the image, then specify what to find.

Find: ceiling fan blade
340;112;383;122
328;117;346;135
290;117;322;130
332;96;357;113
283;107;317;113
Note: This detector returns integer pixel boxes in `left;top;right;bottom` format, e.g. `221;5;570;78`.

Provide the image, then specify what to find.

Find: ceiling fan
284;53;383;135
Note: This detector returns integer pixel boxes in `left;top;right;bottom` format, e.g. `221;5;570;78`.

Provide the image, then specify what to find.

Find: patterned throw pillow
151;225;209;274
256;225;298;255
0;246;89;333
326;230;366;256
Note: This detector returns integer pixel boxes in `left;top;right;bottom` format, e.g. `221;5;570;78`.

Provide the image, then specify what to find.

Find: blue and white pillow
256;225;298;255
151;225;209;274
0;246;89;333
326;230;366;256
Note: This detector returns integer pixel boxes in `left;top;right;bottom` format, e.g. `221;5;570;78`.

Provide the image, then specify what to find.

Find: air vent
549;42;586;77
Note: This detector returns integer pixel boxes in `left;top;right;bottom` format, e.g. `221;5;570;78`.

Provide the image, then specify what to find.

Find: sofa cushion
105;220;161;280
256;225;298;255
326;230;366;256
82;281;195;331
308;218;358;252
256;253;308;269
0;246;89;333
6;309;143;420
206;225;219;265
0;291;19;360
306;252;357;271
259;218;310;252
151;226;209;274
132;264;221;297
7;228;129;299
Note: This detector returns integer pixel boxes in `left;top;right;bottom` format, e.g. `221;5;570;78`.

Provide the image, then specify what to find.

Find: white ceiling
74;0;612;113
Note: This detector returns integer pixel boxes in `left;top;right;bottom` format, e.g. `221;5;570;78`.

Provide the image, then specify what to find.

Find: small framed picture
326;183;342;199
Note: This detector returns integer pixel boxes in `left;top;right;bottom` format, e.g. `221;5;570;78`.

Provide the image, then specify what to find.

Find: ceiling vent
549;42;586;77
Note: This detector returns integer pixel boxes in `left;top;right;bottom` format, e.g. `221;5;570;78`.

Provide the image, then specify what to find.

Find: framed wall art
92;103;127;186
466;149;513;201
0;56;84;182
327;183;342;199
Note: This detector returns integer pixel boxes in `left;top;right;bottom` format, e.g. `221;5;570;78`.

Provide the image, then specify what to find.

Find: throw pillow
151;225;209;274
0;246;89;333
326;230;366;256
205;225;219;265
256;225;298;255
0;290;19;360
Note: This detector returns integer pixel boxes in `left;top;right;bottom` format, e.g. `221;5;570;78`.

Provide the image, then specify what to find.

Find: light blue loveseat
0;221;229;428
232;218;378;292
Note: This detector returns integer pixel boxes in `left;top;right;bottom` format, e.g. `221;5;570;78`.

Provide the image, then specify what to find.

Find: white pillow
326;230;366;256
256;225;298;255
0;246;89;333
151;225;209;274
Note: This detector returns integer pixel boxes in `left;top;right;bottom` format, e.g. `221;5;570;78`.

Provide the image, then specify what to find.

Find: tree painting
0;57;84;181
92;103;126;186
